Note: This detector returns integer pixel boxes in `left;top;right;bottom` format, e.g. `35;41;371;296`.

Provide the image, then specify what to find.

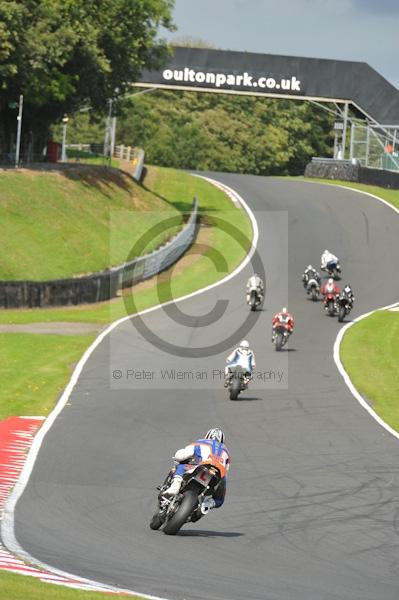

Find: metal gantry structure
309;99;399;172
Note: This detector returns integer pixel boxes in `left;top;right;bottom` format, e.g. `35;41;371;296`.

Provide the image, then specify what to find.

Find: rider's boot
164;476;183;496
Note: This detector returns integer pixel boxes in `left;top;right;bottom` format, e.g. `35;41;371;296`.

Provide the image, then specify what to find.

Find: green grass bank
340;310;399;431
0;166;182;281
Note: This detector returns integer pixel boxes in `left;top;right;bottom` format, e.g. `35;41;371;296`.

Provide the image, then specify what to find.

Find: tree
114;90;334;175
0;0;175;157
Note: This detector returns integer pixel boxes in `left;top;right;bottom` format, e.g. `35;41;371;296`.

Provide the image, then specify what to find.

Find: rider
341;284;355;307
320;249;339;272
302;264;321;288
164;428;230;515
246;272;265;303
321;277;340;299
272;307;295;341
224;340;256;387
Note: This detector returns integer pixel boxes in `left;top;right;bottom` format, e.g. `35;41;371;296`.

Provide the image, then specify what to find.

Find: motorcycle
323;261;342;280
323;292;339;317
337;293;352;322
150;457;226;535
306;277;320;301
226;364;250;400
273;323;291;351
247;287;262;311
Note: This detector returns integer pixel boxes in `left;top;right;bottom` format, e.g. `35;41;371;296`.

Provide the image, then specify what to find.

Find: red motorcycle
323;292;338;317
272;322;292;351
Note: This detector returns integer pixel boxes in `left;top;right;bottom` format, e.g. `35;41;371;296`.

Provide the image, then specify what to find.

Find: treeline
61;90;334;176
0;0;174;157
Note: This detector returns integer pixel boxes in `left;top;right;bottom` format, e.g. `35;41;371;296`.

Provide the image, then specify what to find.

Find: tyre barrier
305;158;399;189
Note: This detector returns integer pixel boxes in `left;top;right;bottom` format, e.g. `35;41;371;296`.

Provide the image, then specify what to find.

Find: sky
163;0;399;89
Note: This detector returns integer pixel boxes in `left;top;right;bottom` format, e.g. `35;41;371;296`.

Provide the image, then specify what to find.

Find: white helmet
328;278;334;285
205;428;225;444
281;307;288;313
307;265;312;270
239;339;250;353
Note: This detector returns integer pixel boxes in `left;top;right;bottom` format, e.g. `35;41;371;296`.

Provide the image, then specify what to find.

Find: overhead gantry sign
136;47;399;126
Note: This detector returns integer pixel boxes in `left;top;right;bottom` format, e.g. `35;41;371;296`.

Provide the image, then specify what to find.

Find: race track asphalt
11;175;399;600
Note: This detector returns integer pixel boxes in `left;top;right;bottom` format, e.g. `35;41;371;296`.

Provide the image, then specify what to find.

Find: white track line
1;176;259;599
299;178;399;439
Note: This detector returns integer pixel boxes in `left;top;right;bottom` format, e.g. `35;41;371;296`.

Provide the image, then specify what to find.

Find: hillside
0;166;183;281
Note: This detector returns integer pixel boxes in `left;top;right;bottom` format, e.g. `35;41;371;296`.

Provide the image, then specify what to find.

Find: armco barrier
305;158;399;189
0;199;198;309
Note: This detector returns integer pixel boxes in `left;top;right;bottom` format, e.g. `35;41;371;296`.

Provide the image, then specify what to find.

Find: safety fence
350;124;399;172
0;199;198;309
66;144;144;181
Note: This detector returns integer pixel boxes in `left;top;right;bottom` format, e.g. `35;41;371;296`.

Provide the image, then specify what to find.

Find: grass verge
0;333;96;420
340;310;399;431
301;177;399;210
0;569;141;599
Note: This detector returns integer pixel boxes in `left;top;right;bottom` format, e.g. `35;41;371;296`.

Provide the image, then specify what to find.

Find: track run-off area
3;175;399;600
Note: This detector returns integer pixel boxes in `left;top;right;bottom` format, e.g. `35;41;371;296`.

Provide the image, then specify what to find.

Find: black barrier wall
305;159;399;189
137;47;399;125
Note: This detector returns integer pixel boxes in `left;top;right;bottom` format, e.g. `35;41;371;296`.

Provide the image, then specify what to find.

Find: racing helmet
324;249;329;254
328;278;334;285
205;428;225;444
281;307;288;314
307;265;312;270
239;339;250;353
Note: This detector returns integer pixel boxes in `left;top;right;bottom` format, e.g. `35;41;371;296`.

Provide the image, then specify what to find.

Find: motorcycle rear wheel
163;490;199;535
229;377;241;400
250;291;257;311
275;333;284;351
338;306;346;322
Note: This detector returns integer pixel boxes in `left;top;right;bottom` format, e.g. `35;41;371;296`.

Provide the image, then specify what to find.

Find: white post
103;98;113;164
61;115;68;162
341;102;349;160
110;116;117;157
15;94;23;168
365;124;371;167
349;122;355;161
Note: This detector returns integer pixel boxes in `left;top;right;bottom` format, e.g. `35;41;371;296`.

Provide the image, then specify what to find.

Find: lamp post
103;98;113;165
15;95;24;168
103;87;157;165
61;115;69;162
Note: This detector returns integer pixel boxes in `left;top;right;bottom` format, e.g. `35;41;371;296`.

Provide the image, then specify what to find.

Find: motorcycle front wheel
327;302;335;317
163;490;199;535
149;512;163;530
